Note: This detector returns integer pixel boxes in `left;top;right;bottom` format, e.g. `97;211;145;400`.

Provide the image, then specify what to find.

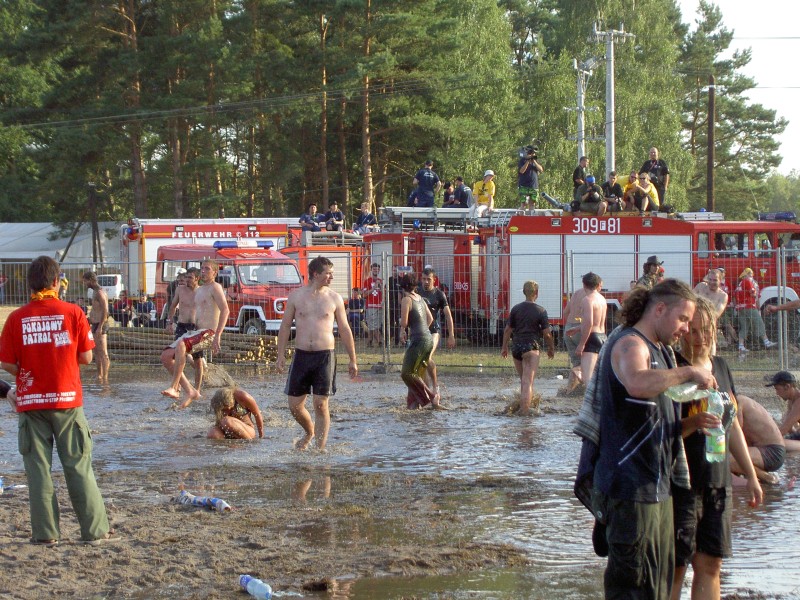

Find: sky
677;0;798;175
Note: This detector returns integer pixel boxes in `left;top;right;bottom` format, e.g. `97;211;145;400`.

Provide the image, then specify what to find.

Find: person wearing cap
635;255;663;290
412;160;441;208
766;371;800;452
469;170;495;219
322;201;345;232
518;145;543;212
299;203;322;232
576;175;607;216
572;156;589;201
632;172;660;213
734;268;775;352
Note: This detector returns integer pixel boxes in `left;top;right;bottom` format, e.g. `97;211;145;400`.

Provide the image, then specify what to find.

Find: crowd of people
295;145;670;239
3;251;800;600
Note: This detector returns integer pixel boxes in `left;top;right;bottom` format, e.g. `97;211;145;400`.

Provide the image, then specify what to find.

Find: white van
87;273;125;301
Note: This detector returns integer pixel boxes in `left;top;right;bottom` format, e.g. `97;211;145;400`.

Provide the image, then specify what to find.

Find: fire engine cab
155;240;302;335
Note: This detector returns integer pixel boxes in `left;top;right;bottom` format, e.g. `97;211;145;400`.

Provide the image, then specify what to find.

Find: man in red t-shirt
362;262;384;348
734;268;775;352
0;256;115;546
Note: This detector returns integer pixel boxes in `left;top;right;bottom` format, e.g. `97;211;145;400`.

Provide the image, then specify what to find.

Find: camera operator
518;145;544;212
575;175;607;216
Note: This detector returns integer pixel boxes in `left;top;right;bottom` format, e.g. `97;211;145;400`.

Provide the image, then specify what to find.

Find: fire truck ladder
378;206;471;232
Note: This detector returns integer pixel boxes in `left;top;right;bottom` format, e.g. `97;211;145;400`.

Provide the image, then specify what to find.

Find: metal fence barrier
0;250;795;374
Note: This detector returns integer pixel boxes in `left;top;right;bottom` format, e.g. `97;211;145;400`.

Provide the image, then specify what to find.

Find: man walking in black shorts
276;256;358;451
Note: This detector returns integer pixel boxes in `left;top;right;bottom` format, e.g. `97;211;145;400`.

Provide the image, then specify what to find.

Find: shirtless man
276;256;358;451
561;285;588;392
693;268;728;318
161;260;229;408
83;271;110;383
166;267;205;393
766;370;800;452
574;272;607;387
730;394;786;484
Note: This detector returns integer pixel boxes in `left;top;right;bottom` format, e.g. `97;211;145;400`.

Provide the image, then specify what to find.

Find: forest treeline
0;0;796;227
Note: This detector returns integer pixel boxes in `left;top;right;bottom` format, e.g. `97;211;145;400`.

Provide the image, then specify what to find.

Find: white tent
0;222;122;265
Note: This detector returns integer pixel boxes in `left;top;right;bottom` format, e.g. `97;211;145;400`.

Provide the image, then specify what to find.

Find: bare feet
179;390;202;409
161;388;180;400
295;435;314;451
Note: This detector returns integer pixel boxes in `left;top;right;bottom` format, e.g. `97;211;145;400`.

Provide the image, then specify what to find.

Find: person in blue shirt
322;201;345;231
299;203;322;232
451;176;473;209
412;160;441;208
354;202;378;235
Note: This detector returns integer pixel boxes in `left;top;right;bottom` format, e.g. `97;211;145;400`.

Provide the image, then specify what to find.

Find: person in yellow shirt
58;272;69;301
622;170;639;211
469;170;495;219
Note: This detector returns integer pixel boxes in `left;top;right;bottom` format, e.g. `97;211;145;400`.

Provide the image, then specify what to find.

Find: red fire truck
155;240;302;335
281;230;366;299
120;217;296;296
370;207;800;342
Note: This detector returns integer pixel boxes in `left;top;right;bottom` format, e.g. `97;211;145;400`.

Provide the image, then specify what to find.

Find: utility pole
570;57;601;163
707;75;716;211
590;23;635;179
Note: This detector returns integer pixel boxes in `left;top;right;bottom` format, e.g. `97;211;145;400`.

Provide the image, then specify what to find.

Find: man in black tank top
592;280;716;600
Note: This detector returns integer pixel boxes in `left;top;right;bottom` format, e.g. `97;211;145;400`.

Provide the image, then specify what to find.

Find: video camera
519;140;541;160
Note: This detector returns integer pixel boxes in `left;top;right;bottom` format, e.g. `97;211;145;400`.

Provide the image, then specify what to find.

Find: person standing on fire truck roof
412;160;441;208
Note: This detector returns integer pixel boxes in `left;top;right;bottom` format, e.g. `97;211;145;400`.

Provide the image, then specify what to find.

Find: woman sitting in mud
208;387;264;440
398;272;443;409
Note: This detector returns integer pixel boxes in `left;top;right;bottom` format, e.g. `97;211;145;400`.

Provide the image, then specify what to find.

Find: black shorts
758;444;786;472
91;322;109;336
284;349;337;397
673;485;732;567
175;322;204;360
584;332;607;354
511;340;540;361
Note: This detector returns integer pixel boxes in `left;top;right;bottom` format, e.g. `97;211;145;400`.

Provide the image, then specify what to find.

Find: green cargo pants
18;407;109;542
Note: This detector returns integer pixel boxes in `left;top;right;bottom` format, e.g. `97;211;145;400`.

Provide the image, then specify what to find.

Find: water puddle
1;373;799;598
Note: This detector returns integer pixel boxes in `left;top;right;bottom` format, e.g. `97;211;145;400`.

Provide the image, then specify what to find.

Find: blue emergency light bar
756;211;797;222
213;240;274;249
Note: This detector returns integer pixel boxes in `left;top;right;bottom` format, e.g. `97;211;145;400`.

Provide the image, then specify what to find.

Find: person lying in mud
207;387;264;440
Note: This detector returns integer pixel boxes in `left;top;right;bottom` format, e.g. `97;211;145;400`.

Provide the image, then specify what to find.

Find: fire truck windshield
235;263;301;286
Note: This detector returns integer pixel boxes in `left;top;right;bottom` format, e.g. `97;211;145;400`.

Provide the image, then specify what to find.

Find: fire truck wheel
243;318;266;336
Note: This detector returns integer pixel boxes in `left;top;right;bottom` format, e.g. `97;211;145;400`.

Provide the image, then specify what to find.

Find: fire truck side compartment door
637;235;693;284
510;235;562;319
565;235;636;296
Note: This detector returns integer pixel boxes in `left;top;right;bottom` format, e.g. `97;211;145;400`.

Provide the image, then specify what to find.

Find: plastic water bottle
0;477;4;495
665;382;711;403
705;391;727;463
239;575;272;599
